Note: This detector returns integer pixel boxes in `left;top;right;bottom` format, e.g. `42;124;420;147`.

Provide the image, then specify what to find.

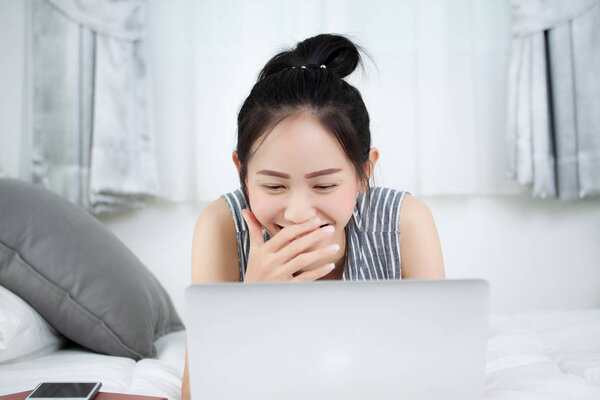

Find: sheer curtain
28;0;159;213
507;0;600;200
147;0;518;203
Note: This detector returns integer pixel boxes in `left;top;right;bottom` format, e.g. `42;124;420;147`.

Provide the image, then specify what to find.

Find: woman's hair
236;33;373;204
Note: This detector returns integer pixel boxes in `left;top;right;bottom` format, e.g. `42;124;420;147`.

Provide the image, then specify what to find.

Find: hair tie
291;64;327;70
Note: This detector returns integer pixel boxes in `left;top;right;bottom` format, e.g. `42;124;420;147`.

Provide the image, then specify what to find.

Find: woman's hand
241;210;338;282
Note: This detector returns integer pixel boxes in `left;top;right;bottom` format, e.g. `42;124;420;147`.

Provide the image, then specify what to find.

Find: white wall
1;0;599;316
427;194;600;313
96;195;600;316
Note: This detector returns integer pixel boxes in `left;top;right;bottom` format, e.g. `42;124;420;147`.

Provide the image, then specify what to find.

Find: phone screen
30;383;98;398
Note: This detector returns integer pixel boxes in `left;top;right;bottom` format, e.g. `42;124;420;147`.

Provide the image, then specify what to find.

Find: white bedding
0;330;186;400
1;310;599;400
486;309;600;399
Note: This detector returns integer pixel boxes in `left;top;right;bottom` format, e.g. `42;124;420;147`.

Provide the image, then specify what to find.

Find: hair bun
258;33;363;81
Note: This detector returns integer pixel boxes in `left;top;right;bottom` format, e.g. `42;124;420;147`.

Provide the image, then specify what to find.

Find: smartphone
25;383;102;400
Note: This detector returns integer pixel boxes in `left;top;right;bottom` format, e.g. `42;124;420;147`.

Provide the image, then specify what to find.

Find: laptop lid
185;279;489;400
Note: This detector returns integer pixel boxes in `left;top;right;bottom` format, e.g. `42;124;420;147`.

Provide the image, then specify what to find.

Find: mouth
274;223;331;231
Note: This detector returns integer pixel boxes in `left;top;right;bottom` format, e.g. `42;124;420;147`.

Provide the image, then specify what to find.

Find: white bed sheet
1;310;599;400
486;309;600;399
0;330;185;400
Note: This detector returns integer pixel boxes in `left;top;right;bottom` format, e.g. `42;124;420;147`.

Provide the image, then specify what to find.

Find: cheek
247;187;278;226
333;185;358;224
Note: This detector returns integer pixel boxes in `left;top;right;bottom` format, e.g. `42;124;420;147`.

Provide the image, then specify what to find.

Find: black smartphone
25;383;102;400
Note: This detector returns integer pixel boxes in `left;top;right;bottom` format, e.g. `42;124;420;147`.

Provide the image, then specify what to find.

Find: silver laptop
185;279;489;400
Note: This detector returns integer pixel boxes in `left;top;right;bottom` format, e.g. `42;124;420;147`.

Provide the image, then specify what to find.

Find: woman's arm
399;194;445;279
182;198;240;400
182;346;191;400
191;198;240;283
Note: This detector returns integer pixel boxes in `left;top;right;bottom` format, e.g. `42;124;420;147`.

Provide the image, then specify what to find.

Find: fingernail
326;263;335;271
312;217;322;227
326;244;340;254
322;225;335;235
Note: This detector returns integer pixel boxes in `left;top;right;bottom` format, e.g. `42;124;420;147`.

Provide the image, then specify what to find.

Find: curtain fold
30;0;158;213
507;0;600;199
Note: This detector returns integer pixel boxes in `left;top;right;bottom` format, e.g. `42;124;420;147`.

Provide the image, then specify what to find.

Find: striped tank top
220;186;408;281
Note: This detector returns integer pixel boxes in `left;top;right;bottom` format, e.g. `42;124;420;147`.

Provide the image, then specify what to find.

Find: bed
0;331;185;399
2;310;600;400
485;310;600;399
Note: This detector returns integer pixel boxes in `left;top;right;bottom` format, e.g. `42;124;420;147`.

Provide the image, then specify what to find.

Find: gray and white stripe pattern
220;187;407;281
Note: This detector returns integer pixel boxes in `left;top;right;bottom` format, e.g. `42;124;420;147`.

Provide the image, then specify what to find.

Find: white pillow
0;284;64;363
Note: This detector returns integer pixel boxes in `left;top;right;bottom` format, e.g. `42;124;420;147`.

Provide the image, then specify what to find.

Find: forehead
249;113;351;171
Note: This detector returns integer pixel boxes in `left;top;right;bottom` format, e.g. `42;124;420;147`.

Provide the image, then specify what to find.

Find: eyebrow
256;168;342;179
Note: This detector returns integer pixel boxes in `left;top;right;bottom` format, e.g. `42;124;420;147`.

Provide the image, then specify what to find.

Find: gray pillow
0;178;184;360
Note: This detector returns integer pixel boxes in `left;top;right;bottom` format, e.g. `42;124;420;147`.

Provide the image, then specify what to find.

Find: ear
365;147;379;179
359;148;380;194
232;151;241;175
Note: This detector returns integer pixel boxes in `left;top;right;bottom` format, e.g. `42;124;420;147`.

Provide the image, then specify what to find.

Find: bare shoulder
397;193;445;279
193;198;236;244
191;198;240;283
398;193;434;232
195;197;235;226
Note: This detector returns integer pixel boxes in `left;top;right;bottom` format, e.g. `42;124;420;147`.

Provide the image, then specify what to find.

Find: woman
182;33;444;398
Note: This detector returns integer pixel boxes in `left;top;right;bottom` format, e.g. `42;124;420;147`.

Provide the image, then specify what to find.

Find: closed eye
264;185;284;190
262;185;337;191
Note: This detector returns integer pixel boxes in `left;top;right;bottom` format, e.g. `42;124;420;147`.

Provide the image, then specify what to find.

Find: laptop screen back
185;279;489;400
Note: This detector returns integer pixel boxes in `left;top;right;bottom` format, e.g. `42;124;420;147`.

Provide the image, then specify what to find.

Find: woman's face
243;113;364;240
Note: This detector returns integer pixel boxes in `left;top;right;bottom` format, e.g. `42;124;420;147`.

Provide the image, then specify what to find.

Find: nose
283;189;317;224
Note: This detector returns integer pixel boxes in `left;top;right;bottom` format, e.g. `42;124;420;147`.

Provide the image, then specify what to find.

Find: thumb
242;210;265;248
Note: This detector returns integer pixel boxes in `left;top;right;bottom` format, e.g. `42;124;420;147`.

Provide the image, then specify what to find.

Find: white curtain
29;0;159;213
507;0;600;200
147;0;519;203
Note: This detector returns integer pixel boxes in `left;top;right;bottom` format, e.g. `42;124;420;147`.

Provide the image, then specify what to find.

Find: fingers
242;210;265;248
265;217;323;252
276;224;336;265
280;242;340;277
291;263;336;282
242;213;340;282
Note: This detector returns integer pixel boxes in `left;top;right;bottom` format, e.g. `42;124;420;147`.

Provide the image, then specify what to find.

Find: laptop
185;279;490;400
